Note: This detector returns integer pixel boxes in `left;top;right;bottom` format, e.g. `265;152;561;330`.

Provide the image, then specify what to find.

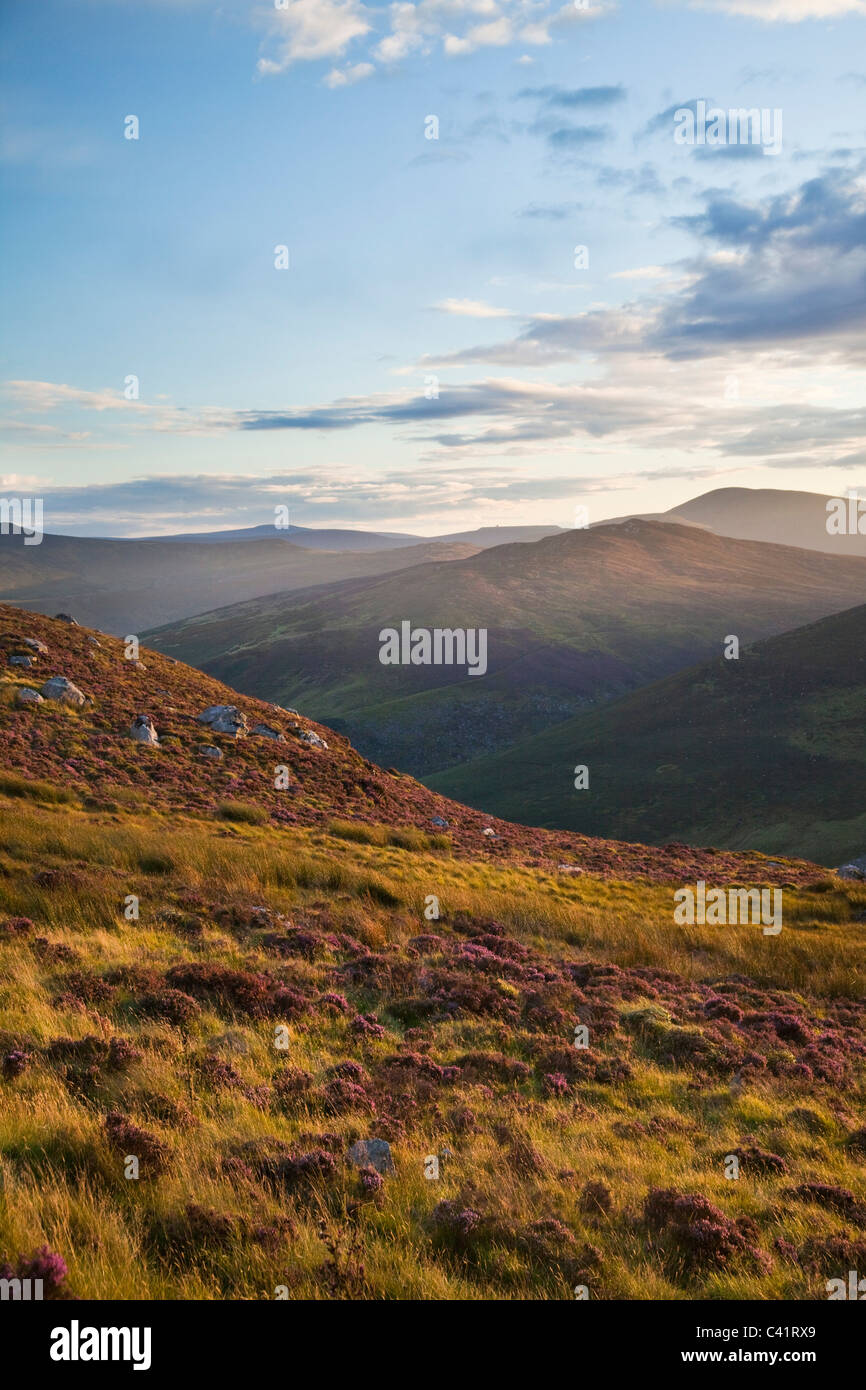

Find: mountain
0;532;479;636
145;520;866;777
597;486;866;557
0;602;813;882
428;602;866;866
1;603;864;1304
142;522;565;549
142;523;419;550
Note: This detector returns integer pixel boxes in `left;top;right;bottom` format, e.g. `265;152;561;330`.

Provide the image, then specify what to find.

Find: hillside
596;486;866;557
2;605;865;1302
0;532;479;636
428;603;866;867
0;604;811;885
669;487;866;558
147;523;564;549
145;521;866;776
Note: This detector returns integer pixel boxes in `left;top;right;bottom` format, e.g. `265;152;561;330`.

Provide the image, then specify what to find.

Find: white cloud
324;60;374;86
257;0;371;75
691;0;866;18
610;266;673;280
435;297;514;316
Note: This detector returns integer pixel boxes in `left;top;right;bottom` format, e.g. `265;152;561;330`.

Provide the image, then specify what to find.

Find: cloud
517;201;583;219
687;0;866;18
610;266;673;280
517;84;627;107
324;60;374;86
257;0;371;75
258;0;615;82
434;298;514;317
544;124;612;149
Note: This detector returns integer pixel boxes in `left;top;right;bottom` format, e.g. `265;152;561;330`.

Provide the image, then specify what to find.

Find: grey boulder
347;1138;395;1176
40;676;87;707
129;714;159;744
197;705;248;736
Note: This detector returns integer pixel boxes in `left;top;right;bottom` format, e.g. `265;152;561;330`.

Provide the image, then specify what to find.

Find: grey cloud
517;84;627;108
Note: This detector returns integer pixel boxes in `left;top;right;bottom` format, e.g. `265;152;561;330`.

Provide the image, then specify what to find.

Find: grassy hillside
669;487;866;558
427;604;866;867
0;532;479;635
1;612;865;1301
144;521;866;777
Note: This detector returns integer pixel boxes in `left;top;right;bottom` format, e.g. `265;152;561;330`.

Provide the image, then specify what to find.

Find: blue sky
1;0;865;535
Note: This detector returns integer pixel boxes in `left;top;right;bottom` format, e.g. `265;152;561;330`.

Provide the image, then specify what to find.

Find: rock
558;863;585;875
54;613;78;624
482;827;497;837
298;729;328;749
198;744;224;760
15;687;43;706
22;638;49;654
347;1138;395;1176
87;636;101;647
837;856;866;880
40;676;87;707
197;705;248;737
129;660;147;672
129;714;159;745
431;816;449;828
9;654;33;667
252;723;285;741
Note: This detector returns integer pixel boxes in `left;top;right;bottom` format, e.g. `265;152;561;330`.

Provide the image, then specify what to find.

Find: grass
1;792;864;1301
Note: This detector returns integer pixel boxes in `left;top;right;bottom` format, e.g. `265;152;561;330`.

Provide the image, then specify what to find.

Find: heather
0;611;864;1300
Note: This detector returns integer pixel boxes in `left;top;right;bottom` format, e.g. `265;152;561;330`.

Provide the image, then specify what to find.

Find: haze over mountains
146;520;866;778
429;601;866;867
0;532;480;634
600;487;866;557
144;523;564;550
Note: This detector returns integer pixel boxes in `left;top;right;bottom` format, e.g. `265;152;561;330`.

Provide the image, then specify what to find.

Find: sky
1;0;865;537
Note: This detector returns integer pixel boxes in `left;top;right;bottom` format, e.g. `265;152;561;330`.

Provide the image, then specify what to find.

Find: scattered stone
22;638;49;654
431;816;449;828
197;705;248;737
54;613;78;624
837;856;866;880
87;636;101;647
15;687;43;706
347;1137;395;1176
198;745;224;761
482;827;497;837
298;729;327;749
129;660;147;672
129;714;159;745
252;723;285;741
9;654;33;667
40;676;87;707
558;863;585;875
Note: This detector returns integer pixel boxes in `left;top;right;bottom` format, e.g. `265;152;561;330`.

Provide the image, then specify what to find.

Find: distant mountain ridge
0;532;480;635
145;520;866;777
597;486;866;557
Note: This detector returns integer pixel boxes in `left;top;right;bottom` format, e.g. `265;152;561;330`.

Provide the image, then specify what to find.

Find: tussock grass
0;793;864;1300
